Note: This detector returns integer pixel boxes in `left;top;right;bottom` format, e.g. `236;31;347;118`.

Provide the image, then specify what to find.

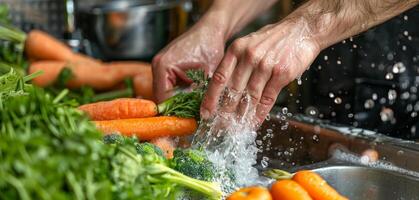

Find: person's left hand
200;18;321;123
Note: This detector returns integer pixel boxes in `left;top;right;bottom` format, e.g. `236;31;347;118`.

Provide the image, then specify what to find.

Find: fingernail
201;108;210;120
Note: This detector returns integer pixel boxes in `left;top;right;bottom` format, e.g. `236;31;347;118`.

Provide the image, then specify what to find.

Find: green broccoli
171;148;216;182
105;134;222;200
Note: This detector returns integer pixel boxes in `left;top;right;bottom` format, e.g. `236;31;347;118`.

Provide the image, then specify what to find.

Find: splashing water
192;90;267;194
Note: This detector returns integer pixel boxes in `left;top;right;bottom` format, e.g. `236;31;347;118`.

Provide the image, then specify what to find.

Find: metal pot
78;0;190;61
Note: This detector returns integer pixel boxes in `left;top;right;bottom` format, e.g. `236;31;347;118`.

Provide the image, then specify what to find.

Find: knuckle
230;38;246;53
258;60;272;73
212;71;227;85
244;47;260;64
151;54;162;67
260;95;276;106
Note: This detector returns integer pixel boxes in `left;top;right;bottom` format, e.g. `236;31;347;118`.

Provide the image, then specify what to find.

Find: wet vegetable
227;186;272;200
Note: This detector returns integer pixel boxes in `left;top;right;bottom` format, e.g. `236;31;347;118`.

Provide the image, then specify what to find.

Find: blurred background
1;0;418;139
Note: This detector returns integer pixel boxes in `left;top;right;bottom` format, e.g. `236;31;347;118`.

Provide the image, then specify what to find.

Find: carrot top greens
158;70;208;119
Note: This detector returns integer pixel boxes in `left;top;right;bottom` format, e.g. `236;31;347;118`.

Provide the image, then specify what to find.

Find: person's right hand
152;15;226;103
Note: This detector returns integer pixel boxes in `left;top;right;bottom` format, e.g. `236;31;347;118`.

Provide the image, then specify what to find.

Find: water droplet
349;37;353;42
401;92;410;100
297;77;302;85
261;156;269;168
329;93;335;98
364;99;375;109
402;45;407;51
337;60;342;65
403;31;409;36
282;107;288;114
352;44;357;49
387;53;394;61
411;112;417;117
385;73;394;80
408;36;412;41
331;112;336;117
372;93;378;100
404;15;408;20
388;89;397;101
312;135;319;142
411;126;416;134
256;140;262;146
380;107;394;122
342;40;346;44
334;97;342;104
265;115;271;121
324;55;328;61
392;62;406;74
397;150;404;156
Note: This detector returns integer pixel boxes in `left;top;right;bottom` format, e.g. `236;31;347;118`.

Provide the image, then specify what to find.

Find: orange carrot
79;98;158;120
25;30;74;61
293;170;348;200
25;30;102;65
94;116;198;140
29;61;147;90
133;69;153;100
270;180;312;200
105;61;153;99
150;137;176;159
227;186;272;200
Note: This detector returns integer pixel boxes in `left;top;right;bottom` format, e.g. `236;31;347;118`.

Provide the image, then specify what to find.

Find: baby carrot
293;170;348;200
94;116;198;141
79;98;158;120
270;180;312;200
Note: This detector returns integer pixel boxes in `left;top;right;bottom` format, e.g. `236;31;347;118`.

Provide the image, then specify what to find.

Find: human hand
152;15;226;103
200;18;321;123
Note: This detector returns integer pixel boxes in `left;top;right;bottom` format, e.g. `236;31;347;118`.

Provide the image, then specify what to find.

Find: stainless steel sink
313;166;419;200
258;114;419;199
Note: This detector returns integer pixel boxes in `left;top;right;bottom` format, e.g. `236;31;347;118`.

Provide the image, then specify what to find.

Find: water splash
192;90;266;193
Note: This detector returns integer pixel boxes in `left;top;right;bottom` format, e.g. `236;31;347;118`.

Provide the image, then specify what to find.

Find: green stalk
148;164;222;200
0;25;26;43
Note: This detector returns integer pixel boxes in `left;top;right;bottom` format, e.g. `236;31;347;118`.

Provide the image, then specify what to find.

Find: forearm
289;0;419;50
199;0;279;41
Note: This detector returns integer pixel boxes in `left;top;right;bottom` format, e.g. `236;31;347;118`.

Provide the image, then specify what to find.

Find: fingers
152;55;176;103
200;51;238;119
255;66;288;123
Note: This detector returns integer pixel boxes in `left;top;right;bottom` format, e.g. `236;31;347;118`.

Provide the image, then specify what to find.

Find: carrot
79;98;157;120
293;170;348;200
270;180;312;200
133;69;153;100
25;30;74;61
29;61;147;90
150;137;176;159
94;116;198;140
25;30;102;65
227;186;272;200
105;61;153;99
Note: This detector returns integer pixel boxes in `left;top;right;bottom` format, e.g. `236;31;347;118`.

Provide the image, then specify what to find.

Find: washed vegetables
270;180;312;200
262;169;348;200
227;186;272;200
94;116;198;140
0;69;223;200
170;148;216;182
78;98;158;120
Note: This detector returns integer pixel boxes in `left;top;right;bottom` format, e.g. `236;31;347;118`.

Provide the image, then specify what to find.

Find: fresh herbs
158;70;208;119
0;4;27;75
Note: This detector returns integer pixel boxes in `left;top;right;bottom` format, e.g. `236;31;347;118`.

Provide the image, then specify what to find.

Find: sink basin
313;166;419;200
257;114;419;199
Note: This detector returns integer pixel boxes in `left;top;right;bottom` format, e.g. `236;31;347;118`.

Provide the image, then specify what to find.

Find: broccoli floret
103;133;125;145
171;148;215;181
136;142;164;158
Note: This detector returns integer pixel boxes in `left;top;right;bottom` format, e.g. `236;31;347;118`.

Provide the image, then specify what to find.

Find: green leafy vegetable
158;69;208;119
0;70;223;200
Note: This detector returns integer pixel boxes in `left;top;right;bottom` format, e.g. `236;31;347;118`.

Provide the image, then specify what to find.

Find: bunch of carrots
23;30;153;99
78;70;207;158
228;170;348;200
